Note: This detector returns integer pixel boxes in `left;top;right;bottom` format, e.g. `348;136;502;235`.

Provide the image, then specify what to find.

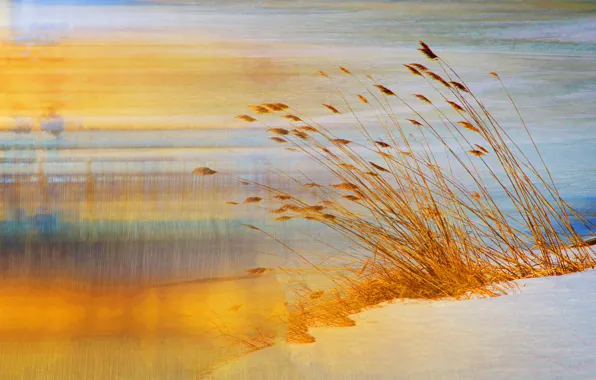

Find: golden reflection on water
0;33;323;130
0;164;291;378
0;273;287;378
0;274;286;337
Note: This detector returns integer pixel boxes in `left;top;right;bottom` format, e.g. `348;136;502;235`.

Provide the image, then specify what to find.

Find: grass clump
201;41;596;343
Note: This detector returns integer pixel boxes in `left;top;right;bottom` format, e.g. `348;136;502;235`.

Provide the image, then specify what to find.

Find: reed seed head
374;84;396;96
407;119;423;127
269;137;287;143
330;138;353;145
475;144;489;154
450;81;469;93
304;183;322;188
418;40;438;60
270;205;290;214
283;114;302;122
290;129;309;139
298;125;319;133
369;161;389;173
284;204;301;211
410;63;429;71
244;197;263;204
267;127;290;135
378;151;394;159
469;149;487;157
413;94;432;104
273;194;292;201
447;100;465;112
236;114;257;123
319;200;335;207
323;104;341;114
330;182;359;191
301;205;325;213
374;141;391;148
427;72;451;88
192;167;217;176
249;105;271;114
457;121;480;133
404;64;423;77
321;214;337;221
262;103;283;112
243;224;261;231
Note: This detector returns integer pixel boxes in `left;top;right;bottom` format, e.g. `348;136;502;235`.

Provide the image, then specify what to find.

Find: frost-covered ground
210;269;596;380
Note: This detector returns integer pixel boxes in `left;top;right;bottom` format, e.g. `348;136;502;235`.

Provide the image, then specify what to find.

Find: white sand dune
210;270;596;379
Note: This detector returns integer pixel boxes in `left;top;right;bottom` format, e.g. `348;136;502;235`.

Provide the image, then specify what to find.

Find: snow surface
209;270;596;380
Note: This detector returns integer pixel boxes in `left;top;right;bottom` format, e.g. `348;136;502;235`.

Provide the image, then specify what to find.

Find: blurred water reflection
0;0;595;378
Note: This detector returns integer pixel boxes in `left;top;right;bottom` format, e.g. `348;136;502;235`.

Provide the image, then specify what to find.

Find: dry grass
202;41;596;343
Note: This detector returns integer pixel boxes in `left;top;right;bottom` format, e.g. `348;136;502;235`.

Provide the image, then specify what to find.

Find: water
1;0;594;283
1;1;595;377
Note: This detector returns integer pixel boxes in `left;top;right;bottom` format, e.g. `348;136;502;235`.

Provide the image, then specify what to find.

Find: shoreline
209;268;596;379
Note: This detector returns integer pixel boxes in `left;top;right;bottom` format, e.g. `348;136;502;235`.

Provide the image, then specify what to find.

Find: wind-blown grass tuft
225;41;596;343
